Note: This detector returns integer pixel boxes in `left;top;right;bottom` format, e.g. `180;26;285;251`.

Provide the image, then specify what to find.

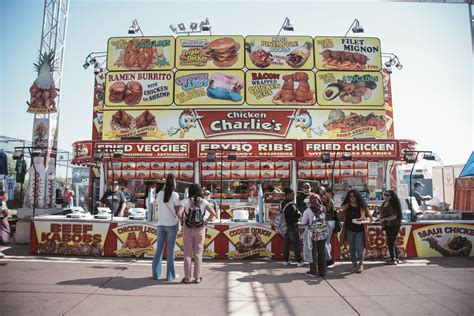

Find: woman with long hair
379;190;403;265
339;189;371;274
181;183;216;284
152;173;183;281
317;185;337;267
299;193;328;277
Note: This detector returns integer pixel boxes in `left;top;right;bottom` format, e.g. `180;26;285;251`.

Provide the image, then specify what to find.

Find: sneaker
350;264;358;273
283;261;291;266
296;261;305;267
167;274;180;281
326;259;335;267
305;271;317;277
0;252;4;258
389;260;398;266
355;263;364;274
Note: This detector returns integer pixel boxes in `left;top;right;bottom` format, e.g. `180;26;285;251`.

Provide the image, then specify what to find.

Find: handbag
165;202;182;230
309;212;329;241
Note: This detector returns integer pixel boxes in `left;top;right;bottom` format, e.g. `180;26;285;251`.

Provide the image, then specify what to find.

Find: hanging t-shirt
5;176;16;200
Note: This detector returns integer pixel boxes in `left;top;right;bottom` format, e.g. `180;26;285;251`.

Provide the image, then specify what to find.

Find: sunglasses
349;195;355;198
384;193;391;197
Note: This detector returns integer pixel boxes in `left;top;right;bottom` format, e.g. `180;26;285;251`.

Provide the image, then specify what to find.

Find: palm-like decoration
27;50;60;112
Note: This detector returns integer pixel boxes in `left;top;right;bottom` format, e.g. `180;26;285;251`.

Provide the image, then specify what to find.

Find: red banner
95;142;190;159
303;140;399;159
197;140;295;159
195;109;295;138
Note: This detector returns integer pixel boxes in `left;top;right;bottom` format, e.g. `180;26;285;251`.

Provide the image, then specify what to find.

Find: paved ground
0;245;473;316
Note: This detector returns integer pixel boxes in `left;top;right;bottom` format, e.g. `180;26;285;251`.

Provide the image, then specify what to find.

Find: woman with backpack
299;193;327;277
181;183;216;284
339;189;371;274
152;173;183;281
378;190;403;265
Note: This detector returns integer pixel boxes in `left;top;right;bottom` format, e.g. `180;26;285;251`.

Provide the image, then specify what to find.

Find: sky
0;0;472;172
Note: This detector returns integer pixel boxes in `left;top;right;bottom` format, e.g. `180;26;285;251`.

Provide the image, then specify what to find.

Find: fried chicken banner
176;36;245;70
113;223;158;257
316;71;384;106
246;70;316;105
107;37;175;71
314;36;382;71
245;36;314;70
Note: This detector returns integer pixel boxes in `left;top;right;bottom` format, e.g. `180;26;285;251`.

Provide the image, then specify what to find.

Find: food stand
30;33;474;259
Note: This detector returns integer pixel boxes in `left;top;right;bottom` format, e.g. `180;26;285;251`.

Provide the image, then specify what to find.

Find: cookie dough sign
113;223;158;257
223;225;276;259
174;226;220;258
413;224;474;257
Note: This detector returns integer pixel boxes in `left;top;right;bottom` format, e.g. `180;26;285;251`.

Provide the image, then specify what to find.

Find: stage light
178;23;186;31
190;22;198;31
345;19;364;36
170;24;177;33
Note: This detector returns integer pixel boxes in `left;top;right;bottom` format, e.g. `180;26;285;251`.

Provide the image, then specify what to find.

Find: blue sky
1;0;472;169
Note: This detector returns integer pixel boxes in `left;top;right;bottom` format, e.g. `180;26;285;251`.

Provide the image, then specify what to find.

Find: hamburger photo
201;37;241;67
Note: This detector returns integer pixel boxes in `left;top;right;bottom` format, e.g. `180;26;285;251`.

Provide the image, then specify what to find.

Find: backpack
308;210;329;241
273;202;295;236
185;198;205;228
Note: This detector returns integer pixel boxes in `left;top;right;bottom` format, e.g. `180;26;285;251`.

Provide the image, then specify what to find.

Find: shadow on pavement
57;276;183;291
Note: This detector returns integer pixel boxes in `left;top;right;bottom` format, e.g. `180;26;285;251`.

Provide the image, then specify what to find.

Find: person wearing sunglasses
379;190;403;265
339;189;371;273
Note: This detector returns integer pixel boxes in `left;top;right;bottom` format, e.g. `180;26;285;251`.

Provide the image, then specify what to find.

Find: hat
414;181;425;187
203;190;211;196
302;182;311;189
309;193;322;206
112;180;119;185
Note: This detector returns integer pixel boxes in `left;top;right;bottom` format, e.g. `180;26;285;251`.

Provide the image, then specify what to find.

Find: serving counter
30;215;474;259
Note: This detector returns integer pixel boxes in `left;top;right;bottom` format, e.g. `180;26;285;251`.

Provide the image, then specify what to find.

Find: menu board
175;36;245;69
174;70;245;105
314;36;382;71
245;36;314;70
246;70;316;106
105;71;174;106
316;71;384;106
107;36;175;71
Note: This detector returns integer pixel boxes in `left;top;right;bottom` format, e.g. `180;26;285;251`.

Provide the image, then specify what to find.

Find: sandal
181;278;191;284
194;277;202;284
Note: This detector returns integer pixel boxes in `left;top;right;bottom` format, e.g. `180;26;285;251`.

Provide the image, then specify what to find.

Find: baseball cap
112;180;119;185
203;190;211;196
414;181;424;187
302;182;311;189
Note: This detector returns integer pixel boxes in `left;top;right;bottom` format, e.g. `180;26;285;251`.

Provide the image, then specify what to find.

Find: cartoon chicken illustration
288;109;322;138
167;109;203;138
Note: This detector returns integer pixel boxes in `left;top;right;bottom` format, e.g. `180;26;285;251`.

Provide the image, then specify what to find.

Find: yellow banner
413;224;474;257
175;36;245;69
314;36;382;71
316;71;384;106
175;226;220;258
174;70;245;105
365;225;412;258
246;70;316;106
112;223;158;257
245;36;314;70
223;224;276;258
107;36;175;71
104;71;174;106
34;221;110;256
102;109;167;140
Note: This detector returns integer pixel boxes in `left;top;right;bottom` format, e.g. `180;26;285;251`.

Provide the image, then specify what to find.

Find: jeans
152;223;179;281
283;226;302;262
384;225;400;260
66;201;73;208
346;230;364;265
309;239;327;276
325;220;336;260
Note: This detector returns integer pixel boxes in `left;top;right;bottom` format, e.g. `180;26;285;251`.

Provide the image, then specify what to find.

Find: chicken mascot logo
167;109;203;138
288;109;322;138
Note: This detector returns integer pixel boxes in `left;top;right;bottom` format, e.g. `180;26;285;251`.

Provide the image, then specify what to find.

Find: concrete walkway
0;245;473;315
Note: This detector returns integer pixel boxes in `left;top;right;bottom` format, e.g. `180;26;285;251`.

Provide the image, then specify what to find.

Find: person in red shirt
63;186;74;208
